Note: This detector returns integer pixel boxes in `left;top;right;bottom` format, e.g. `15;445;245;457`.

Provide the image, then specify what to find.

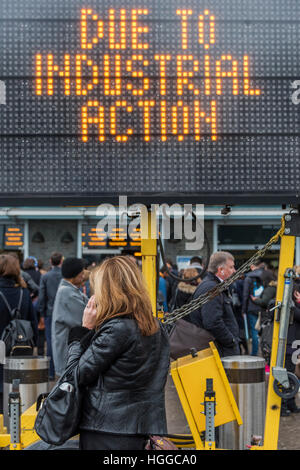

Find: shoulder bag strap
0;288;23;319
0;290;13;316
15;289;24;318
17;288;23;311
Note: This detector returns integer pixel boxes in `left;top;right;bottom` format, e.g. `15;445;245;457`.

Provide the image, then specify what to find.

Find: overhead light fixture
61;231;74;244
221;205;231;216
32;231;45;243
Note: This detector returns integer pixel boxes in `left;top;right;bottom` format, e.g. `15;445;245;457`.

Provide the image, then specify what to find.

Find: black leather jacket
67;316;170;436
186;272;240;356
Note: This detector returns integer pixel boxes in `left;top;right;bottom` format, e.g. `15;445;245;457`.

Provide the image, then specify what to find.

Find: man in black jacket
187;251;240;357
39;252;63;379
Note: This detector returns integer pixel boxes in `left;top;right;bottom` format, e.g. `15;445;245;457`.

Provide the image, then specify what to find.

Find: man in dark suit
187;251;240;357
39;252;63;379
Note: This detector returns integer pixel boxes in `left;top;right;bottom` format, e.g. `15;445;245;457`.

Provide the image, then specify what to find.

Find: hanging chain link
163;215;286;325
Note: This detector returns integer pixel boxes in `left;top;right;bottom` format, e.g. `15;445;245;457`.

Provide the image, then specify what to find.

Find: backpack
259;319;273;365
0;289;34;356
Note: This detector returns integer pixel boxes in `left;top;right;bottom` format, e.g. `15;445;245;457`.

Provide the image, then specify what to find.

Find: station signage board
82;222;141;249
0;0;299;204
0;224;24;249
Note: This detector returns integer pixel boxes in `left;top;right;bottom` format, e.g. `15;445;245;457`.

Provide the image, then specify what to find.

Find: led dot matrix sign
0;0;299;204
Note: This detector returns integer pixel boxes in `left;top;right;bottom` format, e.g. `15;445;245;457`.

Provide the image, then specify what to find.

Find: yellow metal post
204;378;216;450
141;208;157;315
204;395;216;451
263;234;296;450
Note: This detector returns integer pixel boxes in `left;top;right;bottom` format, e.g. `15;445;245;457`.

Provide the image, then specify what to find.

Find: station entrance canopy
0;0;299;205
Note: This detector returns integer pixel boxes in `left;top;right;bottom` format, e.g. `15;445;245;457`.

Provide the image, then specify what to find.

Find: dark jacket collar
0;276;18;288
52;266;61;271
201;271;232;297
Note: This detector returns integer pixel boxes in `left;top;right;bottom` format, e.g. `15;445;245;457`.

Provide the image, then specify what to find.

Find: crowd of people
0;253;169;450
0;253;91;409
0;248;299;448
159;252;300;415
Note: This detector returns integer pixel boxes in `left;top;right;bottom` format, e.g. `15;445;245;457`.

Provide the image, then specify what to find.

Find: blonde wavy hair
93;256;158;336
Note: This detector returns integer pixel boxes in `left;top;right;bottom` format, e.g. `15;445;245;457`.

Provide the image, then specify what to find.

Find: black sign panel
0;0;300;204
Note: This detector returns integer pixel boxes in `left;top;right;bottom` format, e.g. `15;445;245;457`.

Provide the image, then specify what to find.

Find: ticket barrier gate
1;343;242;451
168;237;299;449
156;211;300;450
171;342;243;450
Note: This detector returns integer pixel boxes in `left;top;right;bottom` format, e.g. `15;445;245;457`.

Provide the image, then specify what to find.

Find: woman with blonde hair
66;255;170;450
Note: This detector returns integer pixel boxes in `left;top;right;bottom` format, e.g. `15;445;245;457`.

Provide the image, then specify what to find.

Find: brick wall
162;220;213;267
29;220;77;269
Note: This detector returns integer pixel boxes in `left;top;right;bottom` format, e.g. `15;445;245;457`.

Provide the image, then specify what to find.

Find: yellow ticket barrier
171;342;243;449
0;414;10;448
18;403;40;449
261;234;296;450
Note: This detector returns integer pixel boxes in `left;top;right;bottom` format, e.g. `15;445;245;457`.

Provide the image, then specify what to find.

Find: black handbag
34;359;83;446
169;318;215;360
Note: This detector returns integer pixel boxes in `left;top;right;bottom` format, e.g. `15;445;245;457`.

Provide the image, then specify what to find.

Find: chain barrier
163;215;286;325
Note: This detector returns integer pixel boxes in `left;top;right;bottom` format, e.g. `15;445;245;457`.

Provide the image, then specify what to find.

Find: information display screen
0;224;24;249
0;0;299;204
4;225;24;249
82;223;141;249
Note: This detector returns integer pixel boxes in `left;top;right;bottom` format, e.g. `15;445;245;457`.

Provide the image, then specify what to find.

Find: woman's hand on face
82;295;97;330
294;291;300;304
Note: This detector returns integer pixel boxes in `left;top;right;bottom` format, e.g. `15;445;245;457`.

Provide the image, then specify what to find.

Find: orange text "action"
81;99;217;142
